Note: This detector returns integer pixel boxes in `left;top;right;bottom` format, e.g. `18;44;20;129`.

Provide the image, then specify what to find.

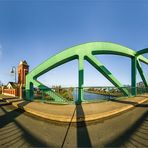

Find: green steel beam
136;48;148;56
78;55;84;103
85;54;129;96
137;60;148;87
136;48;148;93
131;57;137;96
27;42;148;79
136;48;148;64
25;42;148;101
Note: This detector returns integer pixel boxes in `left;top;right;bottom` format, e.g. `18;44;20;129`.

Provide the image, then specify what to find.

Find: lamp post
11;66;16;83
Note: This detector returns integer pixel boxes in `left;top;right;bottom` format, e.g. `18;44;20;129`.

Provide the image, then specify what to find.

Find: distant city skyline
0;0;148;87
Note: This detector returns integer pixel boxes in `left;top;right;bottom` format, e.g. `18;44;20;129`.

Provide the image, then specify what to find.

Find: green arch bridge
25;42;148;103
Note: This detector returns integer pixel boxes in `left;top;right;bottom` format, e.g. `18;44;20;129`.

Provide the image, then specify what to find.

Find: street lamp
11;66;16;83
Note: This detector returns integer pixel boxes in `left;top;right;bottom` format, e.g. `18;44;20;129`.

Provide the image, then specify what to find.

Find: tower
18;60;29;86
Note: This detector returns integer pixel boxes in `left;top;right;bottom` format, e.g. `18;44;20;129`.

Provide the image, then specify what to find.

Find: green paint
131;57;137;96
137;60;148;88
78;55;84;103
25;42;148;102
136;48;148;93
85;54;129;96
136;48;148;56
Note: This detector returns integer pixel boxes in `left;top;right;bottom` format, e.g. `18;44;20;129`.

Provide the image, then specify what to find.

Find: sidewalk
0;94;148;123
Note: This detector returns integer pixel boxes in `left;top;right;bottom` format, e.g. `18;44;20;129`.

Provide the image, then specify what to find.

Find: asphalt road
0;99;147;147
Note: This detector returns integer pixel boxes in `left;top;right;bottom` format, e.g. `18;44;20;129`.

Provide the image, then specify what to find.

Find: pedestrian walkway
0;94;148;123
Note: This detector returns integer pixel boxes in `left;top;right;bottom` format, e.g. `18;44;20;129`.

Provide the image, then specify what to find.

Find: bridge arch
136;48;148;56
136;48;148;90
25;42;148;103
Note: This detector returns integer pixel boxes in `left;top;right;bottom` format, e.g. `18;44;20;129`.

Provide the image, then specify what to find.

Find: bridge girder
25;42;148;102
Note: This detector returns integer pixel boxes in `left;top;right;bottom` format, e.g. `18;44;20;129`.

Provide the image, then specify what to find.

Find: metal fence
23;86;148;104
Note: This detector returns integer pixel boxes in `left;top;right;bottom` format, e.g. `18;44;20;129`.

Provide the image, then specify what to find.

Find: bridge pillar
26;81;34;100
78;56;84;104
131;57;137;96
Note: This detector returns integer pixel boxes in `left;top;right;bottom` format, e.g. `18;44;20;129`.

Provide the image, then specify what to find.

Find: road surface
0;99;147;147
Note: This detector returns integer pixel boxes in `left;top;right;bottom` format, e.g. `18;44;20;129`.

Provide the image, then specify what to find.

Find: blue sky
0;0;148;87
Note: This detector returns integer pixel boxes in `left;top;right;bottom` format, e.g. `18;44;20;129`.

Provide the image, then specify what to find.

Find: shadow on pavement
105;110;148;147
0;101;11;107
0;108;24;129
61;104;92;147
76;104;92;147
17;101;30;108
61;106;76;148
0;102;49;147
137;103;148;107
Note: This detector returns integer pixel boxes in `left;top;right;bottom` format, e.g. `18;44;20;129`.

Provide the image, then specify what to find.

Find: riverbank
85;90;122;97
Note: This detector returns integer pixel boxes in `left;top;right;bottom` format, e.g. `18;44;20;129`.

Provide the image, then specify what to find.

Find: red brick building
18;60;29;85
2;60;29;98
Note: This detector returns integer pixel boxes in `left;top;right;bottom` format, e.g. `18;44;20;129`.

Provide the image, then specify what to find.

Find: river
73;89;114;101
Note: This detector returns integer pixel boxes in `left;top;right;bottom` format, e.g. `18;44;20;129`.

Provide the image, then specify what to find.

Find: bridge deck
1;94;147;123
